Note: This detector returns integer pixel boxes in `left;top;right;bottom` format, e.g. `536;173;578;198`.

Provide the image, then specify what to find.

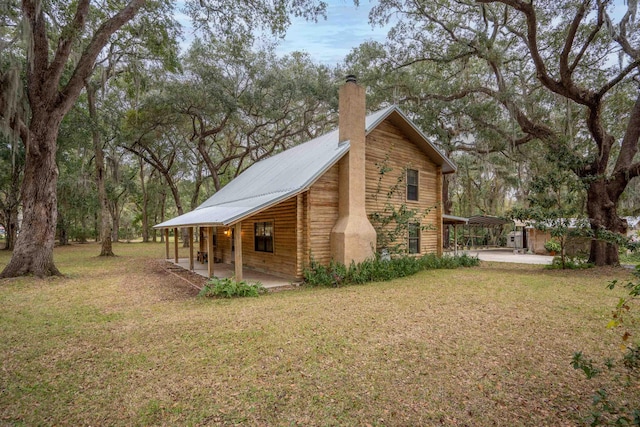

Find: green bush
546;255;594;270
544;238;562;253
303;253;479;287
198;277;266;298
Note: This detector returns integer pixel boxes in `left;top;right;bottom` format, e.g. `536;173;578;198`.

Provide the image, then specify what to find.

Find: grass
620;250;640;265
0;242;638;426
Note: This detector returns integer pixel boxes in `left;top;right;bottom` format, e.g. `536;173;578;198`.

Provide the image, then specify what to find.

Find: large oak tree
0;0;328;277
370;0;640;265
0;0;145;277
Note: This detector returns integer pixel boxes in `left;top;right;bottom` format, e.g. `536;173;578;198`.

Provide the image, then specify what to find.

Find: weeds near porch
303;253;479;287
198;277;266;298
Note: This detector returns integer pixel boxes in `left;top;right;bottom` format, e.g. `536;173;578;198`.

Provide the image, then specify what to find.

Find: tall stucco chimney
330;75;377;264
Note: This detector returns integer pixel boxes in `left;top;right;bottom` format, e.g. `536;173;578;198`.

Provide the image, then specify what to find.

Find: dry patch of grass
0;243;637;426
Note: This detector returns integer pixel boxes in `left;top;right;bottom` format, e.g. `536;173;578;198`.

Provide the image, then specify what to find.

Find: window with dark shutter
254;222;274;253
407;169;419;201
408;223;420;254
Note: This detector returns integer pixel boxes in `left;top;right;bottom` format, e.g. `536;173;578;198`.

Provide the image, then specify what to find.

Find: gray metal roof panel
468;215;511;226
197;129;348;209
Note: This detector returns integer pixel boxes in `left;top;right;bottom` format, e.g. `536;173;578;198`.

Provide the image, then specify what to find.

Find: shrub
198;277;266;298
303;253;479;287
546;255;594;270
544;238;562;253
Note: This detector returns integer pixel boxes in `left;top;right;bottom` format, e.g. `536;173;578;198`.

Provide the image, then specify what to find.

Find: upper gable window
407;169;419;201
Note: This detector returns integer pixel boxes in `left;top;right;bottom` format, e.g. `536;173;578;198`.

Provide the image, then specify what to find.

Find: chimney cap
345;74;357;84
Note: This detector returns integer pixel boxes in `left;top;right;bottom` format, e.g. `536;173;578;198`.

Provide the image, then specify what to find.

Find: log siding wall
212;118;444;279
215;197;301;279
365;121;441;255
307;163;340;266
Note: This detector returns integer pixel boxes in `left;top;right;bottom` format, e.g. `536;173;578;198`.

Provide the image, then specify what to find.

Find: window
408;223;420;254
254;221;274;253
407;169;419;201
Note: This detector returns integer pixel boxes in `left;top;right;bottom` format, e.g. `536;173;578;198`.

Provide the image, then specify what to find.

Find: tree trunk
58;212;68;246
442;174;452;215
139;158;149;243
1;119;61;277
3;206;18;251
159;191;166;243
111;202;120;243
586;179;626;266
87;83;114;256
79;213;88;243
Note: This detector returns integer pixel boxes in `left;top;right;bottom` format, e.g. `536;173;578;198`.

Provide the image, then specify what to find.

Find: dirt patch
146;259;206;297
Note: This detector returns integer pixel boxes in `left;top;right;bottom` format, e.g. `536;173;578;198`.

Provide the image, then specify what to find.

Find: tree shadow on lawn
477;261;630;279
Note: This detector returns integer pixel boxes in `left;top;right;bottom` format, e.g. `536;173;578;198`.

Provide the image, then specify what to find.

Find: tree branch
56;0;145;115
612;92;640;175
560;0;588;84
569;1;606;74
45;0;90;105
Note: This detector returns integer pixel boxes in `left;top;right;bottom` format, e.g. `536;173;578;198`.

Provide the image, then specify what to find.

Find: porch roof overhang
153;190;295;229
467;215;512;226
443;214;468;225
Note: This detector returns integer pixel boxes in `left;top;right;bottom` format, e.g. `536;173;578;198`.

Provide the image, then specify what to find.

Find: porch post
207;226;215;278
234;222;243;281
173;227;179;263
164;229;169;259
189;227;194;271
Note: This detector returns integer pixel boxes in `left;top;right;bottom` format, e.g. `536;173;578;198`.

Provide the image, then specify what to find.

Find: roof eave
153;144;350;229
153;221;225;230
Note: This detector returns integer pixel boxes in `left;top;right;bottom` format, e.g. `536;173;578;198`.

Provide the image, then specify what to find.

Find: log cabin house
154;76;456;281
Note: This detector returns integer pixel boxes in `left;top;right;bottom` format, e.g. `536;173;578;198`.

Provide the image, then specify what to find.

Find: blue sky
174;1;391;65
275;1;391;65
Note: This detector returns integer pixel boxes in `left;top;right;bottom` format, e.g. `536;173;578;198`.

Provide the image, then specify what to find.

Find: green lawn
0;242;637;426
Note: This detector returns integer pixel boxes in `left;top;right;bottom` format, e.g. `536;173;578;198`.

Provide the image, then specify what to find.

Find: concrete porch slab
169;258;301;289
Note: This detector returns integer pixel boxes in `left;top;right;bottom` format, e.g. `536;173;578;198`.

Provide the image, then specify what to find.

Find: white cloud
174;0;391;63
276;0;390;64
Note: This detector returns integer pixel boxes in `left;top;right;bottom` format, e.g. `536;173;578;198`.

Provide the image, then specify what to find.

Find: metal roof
155;105;456;229
443;214;469;224
467;215;511;226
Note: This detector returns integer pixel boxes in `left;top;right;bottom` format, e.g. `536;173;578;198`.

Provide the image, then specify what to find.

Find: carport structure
444;215;513;252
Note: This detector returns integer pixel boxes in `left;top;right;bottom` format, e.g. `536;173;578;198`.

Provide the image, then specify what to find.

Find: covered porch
169;258;300;289
160;221;302;289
